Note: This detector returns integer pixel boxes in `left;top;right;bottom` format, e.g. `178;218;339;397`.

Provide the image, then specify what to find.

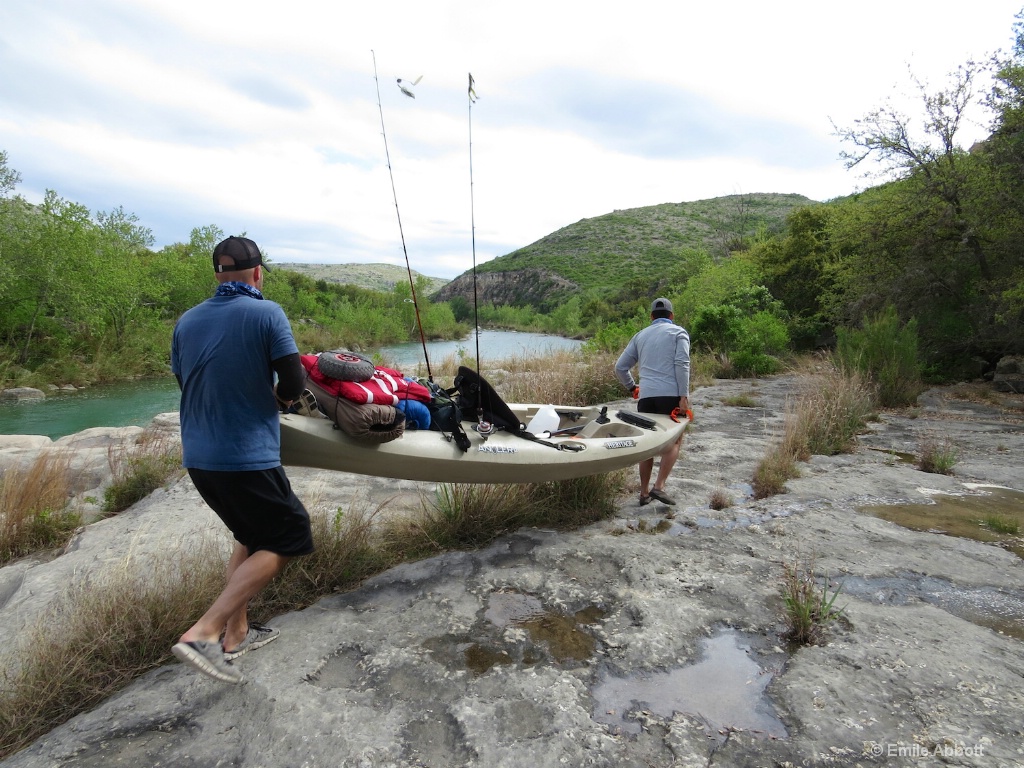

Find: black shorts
188;466;315;557
638;396;679;416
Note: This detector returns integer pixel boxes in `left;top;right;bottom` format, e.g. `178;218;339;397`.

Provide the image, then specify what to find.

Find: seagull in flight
397;75;422;98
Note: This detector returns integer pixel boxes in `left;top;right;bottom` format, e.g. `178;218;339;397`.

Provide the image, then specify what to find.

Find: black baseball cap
212;236;270;272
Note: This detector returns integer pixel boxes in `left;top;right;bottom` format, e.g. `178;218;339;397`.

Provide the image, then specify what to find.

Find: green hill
435;192;816;307
275;262;448;294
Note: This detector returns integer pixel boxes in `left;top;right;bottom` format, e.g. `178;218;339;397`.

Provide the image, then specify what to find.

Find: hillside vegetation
276;262;448;294
435;193;814;307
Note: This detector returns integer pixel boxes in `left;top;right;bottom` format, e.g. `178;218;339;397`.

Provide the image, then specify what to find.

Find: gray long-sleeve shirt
614;318;691;399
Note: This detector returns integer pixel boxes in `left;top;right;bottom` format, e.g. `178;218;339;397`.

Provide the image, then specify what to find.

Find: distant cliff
431;269;578;308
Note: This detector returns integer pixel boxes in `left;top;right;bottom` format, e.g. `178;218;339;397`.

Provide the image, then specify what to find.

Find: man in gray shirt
614;297;691;505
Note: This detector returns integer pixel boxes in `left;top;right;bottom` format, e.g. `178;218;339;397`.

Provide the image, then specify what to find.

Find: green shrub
694;307;789;378
836;305;922;408
583;313;645;354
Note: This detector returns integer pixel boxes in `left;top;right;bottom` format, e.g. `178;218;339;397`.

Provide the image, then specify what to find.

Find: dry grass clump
916;433;959;475
0;539;226;758
254;492;397;617
948;382;1003;405
752;364;876;499
405;347;712;408
103;429;184;516
752;447;799;500
687;350;716;390
0;450;81;564
708;487;733;510
780;554;845;646
0;463;628;759
393;471;628;556
785;367;876;459
495;349;625;406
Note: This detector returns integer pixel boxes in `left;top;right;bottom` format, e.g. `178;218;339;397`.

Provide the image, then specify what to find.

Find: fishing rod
370;50;433;382
467;73;481;381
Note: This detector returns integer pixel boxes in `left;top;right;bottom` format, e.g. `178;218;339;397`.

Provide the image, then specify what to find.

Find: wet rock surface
2;374;1024;766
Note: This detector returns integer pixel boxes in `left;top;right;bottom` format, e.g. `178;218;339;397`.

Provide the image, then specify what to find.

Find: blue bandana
215;282;264;300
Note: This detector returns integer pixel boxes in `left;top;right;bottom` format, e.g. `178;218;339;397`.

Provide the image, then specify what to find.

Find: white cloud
1;0;1020;277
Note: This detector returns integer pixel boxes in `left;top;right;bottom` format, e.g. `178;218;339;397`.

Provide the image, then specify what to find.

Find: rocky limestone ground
1;374;1023;767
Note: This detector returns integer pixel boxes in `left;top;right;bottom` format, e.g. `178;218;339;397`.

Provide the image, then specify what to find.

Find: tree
0;150;20;197
91;207;155;343
159;225;223;317
750;205;837;347
986;11;1024;329
831;56;1024;364
834;62;992;281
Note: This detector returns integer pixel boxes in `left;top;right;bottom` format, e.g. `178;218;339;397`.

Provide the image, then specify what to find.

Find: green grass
981;514;1020;535
781;556;846;646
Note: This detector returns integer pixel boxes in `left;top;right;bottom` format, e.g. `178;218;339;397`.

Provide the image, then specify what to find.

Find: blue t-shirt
171;293;299;471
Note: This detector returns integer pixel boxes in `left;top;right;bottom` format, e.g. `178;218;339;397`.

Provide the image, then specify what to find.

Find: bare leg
221;543;253;651
652;435;683;492
180;548;291;646
638;457;655;496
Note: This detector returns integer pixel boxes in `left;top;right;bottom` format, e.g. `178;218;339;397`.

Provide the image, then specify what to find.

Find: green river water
0;331;583;440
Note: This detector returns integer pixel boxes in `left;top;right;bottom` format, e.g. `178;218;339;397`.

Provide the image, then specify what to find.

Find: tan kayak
280;404;688;484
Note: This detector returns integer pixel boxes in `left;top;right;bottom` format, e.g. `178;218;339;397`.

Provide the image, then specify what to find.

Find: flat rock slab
2;375;1024;766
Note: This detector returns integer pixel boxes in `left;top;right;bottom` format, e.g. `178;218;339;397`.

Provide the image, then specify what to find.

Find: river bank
1;373;1023;766
0;330;583;440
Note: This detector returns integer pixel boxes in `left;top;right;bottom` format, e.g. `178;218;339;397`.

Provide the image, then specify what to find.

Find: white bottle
525;405;559;436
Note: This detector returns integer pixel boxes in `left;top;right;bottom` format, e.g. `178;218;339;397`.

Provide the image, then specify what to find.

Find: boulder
0;387;45;402
993;355;1024;392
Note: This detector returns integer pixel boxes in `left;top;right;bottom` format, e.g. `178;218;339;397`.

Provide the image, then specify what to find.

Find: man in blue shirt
614;297;691;506
170;236;312;684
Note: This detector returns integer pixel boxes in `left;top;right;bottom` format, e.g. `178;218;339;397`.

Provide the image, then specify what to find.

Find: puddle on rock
424;590;606;676
840;573;1024;641
860;486;1024;558
867;447;917;465
591;629;787;739
484;590;545;626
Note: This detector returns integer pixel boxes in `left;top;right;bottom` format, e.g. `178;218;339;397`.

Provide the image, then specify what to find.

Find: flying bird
397;75;422;98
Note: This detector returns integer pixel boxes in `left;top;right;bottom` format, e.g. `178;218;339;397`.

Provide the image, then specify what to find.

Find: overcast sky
2;1;1021;279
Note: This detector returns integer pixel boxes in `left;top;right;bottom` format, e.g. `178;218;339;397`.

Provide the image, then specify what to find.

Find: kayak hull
280;404;687;484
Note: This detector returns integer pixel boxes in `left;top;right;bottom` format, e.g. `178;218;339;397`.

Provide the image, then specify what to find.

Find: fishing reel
474;420;496;438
